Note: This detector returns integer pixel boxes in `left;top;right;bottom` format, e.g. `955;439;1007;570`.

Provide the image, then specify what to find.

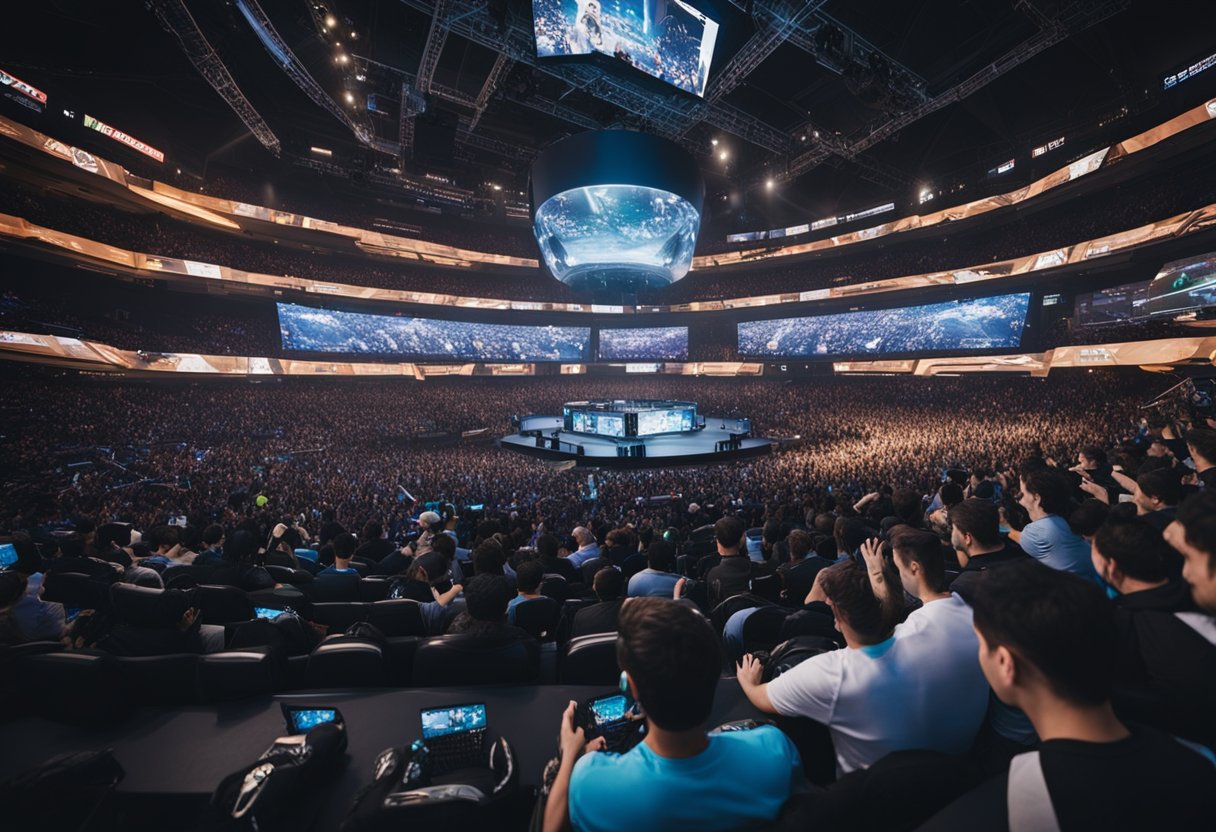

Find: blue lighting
534;185;700;289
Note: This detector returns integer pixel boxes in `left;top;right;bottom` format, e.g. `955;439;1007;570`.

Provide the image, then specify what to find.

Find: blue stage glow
534;185;700;289
277;303;591;361
738;293;1033;358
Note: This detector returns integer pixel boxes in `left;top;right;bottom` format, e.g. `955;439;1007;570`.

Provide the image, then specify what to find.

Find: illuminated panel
739;293;1032;358
1146;251;1216;317
530;130;704;291
636;407;695;436
0;68;47;104
276;303;590;361
533;0;718;97
598;326;688;360
83;114;165;163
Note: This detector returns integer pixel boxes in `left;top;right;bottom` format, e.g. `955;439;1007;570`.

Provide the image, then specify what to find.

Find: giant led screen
1145;251;1216;317
277;303;591;362
737;293;1033;358
636;407;694;436
534;185;700;289
598;325;689;360
532;0;719;97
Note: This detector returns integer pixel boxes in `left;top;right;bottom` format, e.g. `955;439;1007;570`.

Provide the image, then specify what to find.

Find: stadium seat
539;574;571;604
109;583;169;627
196;649;276;701
114;654;200;705
559;633;621;686
740;605;791;654
512;597;561;641
195;584;256;625
308;573;362;602
266;564;312;585
751;573;782;603
620;554;647;578
17;650;125;723
40;571;111;612
413;635;540;686
304;639;385;688
367;599;427;637
310;601;371;633
710;594;771;636
357;578;393;602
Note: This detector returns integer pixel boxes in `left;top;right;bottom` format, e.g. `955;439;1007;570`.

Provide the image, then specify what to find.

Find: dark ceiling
2;0;1215;235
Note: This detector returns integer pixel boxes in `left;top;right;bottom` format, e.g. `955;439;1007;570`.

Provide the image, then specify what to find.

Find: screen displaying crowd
1146;250;1216;317
532;0;718;96
597;326;689;360
738;292;1032;358
277;302;591;362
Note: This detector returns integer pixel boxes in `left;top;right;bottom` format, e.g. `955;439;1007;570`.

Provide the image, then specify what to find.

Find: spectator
1131;467;1182;533
777;529;831;607
705;515;754;607
445;574;529;640
317;532;359;575
1008;469;1098;581
545;597;803;832
566;527;601;569
195;524;226;566
1183;429;1216;489
921;559;1216;830
570;568;625;638
947;499;1028;599
507;559;546;624
625;541;681;598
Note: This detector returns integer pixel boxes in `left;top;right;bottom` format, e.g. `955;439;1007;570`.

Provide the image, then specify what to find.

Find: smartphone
65;607;83;623
421;703;487;739
254;607;284;620
281;704;343;734
589;694;629;726
0;543;18;569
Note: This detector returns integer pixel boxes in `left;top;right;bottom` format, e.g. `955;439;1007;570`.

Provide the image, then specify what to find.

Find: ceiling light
766;178;775;190
711;138;718;146
719;150;728;161
336;53;349;64
325;15;337;27
344;92;354;103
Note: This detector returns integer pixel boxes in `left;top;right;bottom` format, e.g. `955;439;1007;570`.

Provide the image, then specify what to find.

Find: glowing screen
277;303;591;361
738;293;1032;358
532;0;719;97
636;408;694;436
598;326;689;360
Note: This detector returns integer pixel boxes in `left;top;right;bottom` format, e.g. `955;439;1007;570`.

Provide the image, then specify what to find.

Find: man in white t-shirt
737;545;988;774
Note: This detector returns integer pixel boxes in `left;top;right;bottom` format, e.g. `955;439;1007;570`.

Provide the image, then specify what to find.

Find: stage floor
500;416;773;468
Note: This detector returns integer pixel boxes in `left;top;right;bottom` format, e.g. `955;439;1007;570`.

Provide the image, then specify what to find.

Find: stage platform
501;415;774;468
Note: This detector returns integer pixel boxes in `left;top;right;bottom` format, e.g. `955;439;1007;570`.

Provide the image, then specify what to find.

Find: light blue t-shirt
1019;515;1099;580
626;569;681;598
569;726;803;832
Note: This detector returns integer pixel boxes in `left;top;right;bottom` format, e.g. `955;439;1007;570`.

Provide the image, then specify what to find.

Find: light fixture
711;138;718;146
325;15;336;27
719;150;728;161
344;91;354;104
765;178;774;190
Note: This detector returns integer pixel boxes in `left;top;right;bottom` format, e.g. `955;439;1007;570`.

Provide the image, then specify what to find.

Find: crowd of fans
3;365;1215;829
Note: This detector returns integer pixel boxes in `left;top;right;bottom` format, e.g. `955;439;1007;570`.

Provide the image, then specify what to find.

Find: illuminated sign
0;68;46;104
83;114;165;163
1163;51;1216;90
1032;136;1065;157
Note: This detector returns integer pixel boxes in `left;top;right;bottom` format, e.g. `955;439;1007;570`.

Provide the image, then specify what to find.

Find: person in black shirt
921;560;1216;832
537;532;579;584
705;515;753;608
570;567;625;638
946;499;1027;599
444;574;530;641
354;520;395;564
1129;467;1181;535
1184;428;1216;489
777;529;830;607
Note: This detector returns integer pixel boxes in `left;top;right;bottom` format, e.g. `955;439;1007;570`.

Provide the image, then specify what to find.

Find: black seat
304;639;385;688
740;605;792;654
558;632;620;685
266;565;312;586
710;593;771;636
620;554;647;578
310;601;370;633
367;599;427;637
196;648;276;701
114;654;200;705
413;635;540;686
358;578;393;602
539;574;570;604
40;572;111;612
308;573;362;602
17;650;124;723
750;573;782;603
109;583;169;627
195;584;255;625
511;597;561;641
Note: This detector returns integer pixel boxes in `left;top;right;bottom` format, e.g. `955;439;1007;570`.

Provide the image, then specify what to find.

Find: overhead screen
598;326;689;360
532;0;718;97
1145;251;1216;317
277;303;590;361
1075;280;1150;326
738;293;1033;358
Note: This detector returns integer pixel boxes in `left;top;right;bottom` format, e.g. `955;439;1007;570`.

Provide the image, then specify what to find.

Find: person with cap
566;526;601;569
411;510;443;558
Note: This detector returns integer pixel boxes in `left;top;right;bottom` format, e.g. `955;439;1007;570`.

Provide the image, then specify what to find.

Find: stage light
492;184;502;191
719;150;728;161
310;146;333;156
325;15;336;27
765;178;775;190
336;53;349;64
344;91;354;104
711;138;718;146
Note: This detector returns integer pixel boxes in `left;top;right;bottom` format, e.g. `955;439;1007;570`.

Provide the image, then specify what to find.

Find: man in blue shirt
1007;469;1098;581
566;527;601;570
543;598;803;832
317;533;360;575
625;542;681;598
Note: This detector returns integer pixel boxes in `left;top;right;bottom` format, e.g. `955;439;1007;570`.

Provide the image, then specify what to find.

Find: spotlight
492;184;502;191
336;53;349;64
719;150;728;161
325;15;336;27
711;138;718;146
765;178;774;190
344;91;355;104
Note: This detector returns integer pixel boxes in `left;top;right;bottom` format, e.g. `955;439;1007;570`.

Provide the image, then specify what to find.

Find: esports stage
500;399;773;468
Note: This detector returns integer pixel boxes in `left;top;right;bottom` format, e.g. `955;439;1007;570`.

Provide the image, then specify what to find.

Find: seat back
196;649;276;701
368;599;428;637
538;574;570;604
195;584;255;625
114;653;200;705
511;597;561;641
310;602;371;633
266;565;312;586
558;632;621;685
413;635;539;686
619;554;648;578
17;650;125;723
109;582;170;627
308;573;362;602
304;639;385;689
41;572;111;612
358;578;393;602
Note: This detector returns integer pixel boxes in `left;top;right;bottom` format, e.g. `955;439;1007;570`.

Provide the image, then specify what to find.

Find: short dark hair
836;517;871;555
787;529;813;561
333;533;358;560
646;540;675;572
1021;469;1073;516
616;598;720;731
1176;492;1216;574
224;530;259;564
464;574;511;622
714;515;745;550
0;571;28;607
536;533;558;559
1069;499;1109;539
202;524;225;547
891;528;948;593
593;567;624;601
1185;428;1216;463
145;525;180;551
949;499;1002;546
431;532;456;560
969;559;1116;706
892;489;922;523
939;482;965;508
362;521;383;541
818;561;888;643
1093;517;1171;583
1136;468;1181;507
1080;446;1108;466
515;559;544;593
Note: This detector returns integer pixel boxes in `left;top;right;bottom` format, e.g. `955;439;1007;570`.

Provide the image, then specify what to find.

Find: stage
500;414;774;468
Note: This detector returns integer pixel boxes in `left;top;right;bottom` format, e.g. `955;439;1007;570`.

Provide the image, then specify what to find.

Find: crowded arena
1;1;1215;830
